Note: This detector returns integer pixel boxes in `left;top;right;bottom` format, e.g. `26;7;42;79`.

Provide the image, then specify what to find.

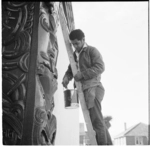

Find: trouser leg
105;127;113;145
89;98;107;145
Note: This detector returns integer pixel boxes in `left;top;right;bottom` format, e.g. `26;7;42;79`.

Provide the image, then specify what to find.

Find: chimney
124;123;127;131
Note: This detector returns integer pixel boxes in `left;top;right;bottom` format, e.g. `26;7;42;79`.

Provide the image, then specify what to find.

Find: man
62;29;109;145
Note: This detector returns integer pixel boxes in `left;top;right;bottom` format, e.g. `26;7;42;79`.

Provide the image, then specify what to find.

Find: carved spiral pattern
3;73;26;144
3;1;59;145
2;2;35;145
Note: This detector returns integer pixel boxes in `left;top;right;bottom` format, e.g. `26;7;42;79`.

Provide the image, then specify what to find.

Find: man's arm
64;64;73;81
81;47;105;80
62;64;73;88
64;51;77;80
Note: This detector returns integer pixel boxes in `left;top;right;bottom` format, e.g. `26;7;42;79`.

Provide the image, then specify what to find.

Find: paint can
64;89;79;109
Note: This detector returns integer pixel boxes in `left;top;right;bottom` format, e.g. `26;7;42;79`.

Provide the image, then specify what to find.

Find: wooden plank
58;3;97;145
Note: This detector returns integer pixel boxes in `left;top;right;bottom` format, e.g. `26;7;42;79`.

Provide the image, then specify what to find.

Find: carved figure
31;2;59;145
2;1;59;145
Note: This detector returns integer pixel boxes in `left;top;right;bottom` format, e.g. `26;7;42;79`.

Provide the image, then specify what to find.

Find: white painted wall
53;20;79;145
114;137;126;145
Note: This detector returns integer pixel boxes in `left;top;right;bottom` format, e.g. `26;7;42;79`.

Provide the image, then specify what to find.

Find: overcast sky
72;2;148;139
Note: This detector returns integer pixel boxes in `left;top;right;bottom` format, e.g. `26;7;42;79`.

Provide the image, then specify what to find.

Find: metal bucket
64;89;79;109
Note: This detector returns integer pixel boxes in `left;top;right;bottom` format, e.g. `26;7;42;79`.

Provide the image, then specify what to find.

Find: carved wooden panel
2;2;59;145
2;2;35;144
32;2;59;145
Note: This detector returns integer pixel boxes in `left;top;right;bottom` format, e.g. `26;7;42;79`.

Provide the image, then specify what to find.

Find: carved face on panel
33;2;59;145
38;3;58;78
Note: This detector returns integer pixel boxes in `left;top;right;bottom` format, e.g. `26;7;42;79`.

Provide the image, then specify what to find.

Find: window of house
135;136;143;145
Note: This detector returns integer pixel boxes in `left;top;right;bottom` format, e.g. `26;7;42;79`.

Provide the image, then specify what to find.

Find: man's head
69;29;85;52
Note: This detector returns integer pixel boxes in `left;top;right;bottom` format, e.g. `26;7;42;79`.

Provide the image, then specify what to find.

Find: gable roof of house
114;122;148;139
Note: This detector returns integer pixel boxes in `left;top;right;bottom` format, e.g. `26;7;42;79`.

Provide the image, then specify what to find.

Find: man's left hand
74;71;83;81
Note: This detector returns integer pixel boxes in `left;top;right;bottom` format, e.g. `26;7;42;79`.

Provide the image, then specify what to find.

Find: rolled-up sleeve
81;48;105;80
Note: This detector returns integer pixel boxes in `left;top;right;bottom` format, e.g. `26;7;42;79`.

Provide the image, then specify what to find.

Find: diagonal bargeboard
58;2;97;145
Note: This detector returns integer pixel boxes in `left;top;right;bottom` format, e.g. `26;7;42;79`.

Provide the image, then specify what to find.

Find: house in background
114;122;148;145
79;123;90;145
80;116;113;145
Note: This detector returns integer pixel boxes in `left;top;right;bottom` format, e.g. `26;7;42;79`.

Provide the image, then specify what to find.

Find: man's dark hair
69;29;85;41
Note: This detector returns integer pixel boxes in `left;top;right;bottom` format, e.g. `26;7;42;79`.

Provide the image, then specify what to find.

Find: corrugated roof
114;122;148;139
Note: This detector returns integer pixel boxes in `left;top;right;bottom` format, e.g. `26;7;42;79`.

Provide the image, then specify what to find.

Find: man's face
71;38;85;52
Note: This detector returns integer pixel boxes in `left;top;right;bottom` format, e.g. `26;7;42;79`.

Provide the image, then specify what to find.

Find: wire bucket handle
63;88;79;109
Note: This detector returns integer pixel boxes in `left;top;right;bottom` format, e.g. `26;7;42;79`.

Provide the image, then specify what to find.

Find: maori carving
33;106;57;145
3;1;59;145
2;2;34;145
3;52;29;72
32;2;59;145
3;73;26;145
37;63;57;111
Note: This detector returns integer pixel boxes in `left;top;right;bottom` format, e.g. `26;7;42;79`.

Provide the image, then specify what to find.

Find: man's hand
74;71;83;81
62;76;69;89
